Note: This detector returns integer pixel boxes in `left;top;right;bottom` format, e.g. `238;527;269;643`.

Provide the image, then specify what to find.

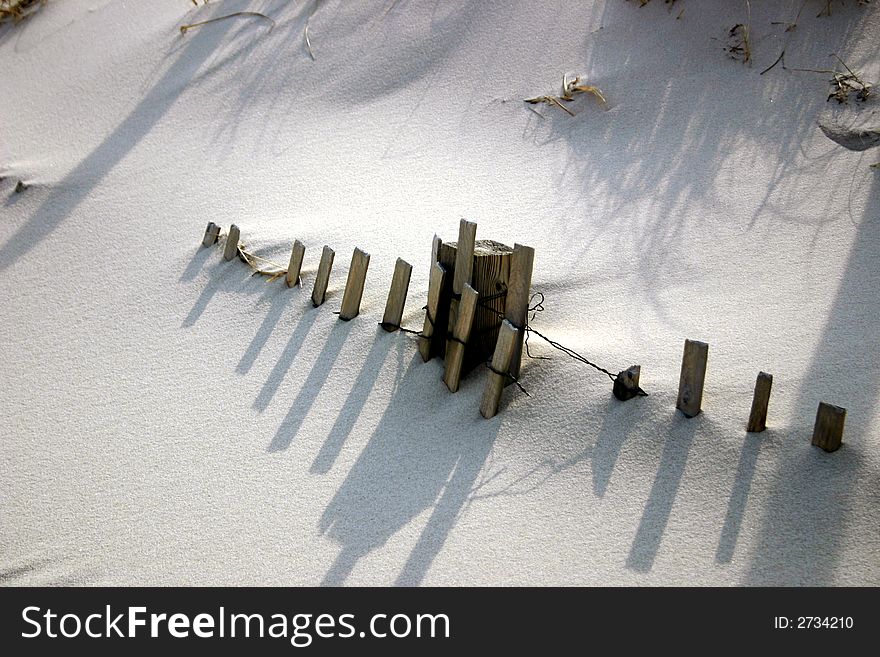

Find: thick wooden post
480;320;520;419
202;222;220;247
505;243;535;380
812;402;846;452
676;339;708;418
311;246;335;307
443;284;479;393
381;258;413;331
419;262;446;361
339;248;370;321
746;372;773;433
223;224;240;261
285;240;306;287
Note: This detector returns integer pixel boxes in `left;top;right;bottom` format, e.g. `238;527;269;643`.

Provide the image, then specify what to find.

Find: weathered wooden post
419;262;446;361
812;402;846;452
746;372;773;433
613;365;642;401
480;320;520;419
202;221;220;247
223;224;240;261
381;258;413;331
311;246;335;307
676;339;708;418
339;248;370;321
505;243;535;381
446;219;477;356
443;284;479;392
285;240;306;287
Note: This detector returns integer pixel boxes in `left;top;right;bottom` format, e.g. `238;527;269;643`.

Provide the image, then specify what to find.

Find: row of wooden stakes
202;220;848;451
201;219;533;420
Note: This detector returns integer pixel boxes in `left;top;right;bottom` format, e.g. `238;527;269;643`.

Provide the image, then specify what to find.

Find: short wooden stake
202;221;220;247
381;258;413;331
223;223;240;261
505;243;535;380
311;246;335;307
676;339;708;418
812;402;846;452
447;219;477;356
419;261;446;362
613;365;642;401
746;372;773;433
285;240;306;288
480;319;520;419
443;284;479;393
339;248;370;321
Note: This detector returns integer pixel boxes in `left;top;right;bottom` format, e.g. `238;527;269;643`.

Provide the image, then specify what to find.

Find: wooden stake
419;262;446;362
447;220;477;352
746;372;773;433
381;258;413;331
505;243;535;380
202;221;220;247
676;339;708;418
443;284;479;393
285;239;306;288
223;224;240;261
812;402;846;452
311;246;335;307
339;248;370;321
480;320;520;419
613;365;642;401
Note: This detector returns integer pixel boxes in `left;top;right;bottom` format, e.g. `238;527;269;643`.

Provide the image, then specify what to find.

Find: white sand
1;0;878;586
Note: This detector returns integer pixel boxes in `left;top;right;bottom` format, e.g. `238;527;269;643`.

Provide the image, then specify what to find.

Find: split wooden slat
419;262;446;362
223;223;240;261
447;220;477;351
812;402;846;452
339;248;370;321
504;243;535;380
443;284;479;393
381;258;413;331
311;246;335;307
285;240;306;288
202;221;220;247
676;339;708;418
480;319;520;419
746;372;773;433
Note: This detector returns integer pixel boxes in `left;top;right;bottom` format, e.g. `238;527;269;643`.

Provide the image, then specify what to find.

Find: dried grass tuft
0;0;45;24
525;73;607;117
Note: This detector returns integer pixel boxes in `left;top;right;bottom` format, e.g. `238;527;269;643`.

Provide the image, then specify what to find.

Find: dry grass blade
524;95;575;116
525;73;607;117
304;0;322;61
0;0;45;24
236;245;288;282
180;11;275;35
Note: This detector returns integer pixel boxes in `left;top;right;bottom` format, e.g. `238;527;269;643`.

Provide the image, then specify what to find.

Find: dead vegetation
0;0;45;24
525;74;607;117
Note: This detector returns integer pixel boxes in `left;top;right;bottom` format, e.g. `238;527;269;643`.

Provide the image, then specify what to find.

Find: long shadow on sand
319;354;500;586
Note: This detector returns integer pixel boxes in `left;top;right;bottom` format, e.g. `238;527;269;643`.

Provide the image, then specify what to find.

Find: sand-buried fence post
339;248;370;321
443;284;479;392
202;222;220;247
746;372;773;433
613;365;642;401
676;339;708;418
812;402;846;452
285;240;306;288
311;246;335;307
480;320;520;419
223;224;240;261
446;219;477;353
381;258;413;331
505;243;535;381
419;261;446;362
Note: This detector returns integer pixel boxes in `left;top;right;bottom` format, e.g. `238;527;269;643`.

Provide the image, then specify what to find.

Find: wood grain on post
812;402;846;452
505;243;535;380
381;258;413;331
339;248;370;321
480;320;520;419
676;339;708;418
223;224;240;261
202;222;220;247
285;240;306;288
419;262;446;362
447;220;477;355
443;284;479;393
746;371;773;433
311;246;335;307
431;234;442;264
